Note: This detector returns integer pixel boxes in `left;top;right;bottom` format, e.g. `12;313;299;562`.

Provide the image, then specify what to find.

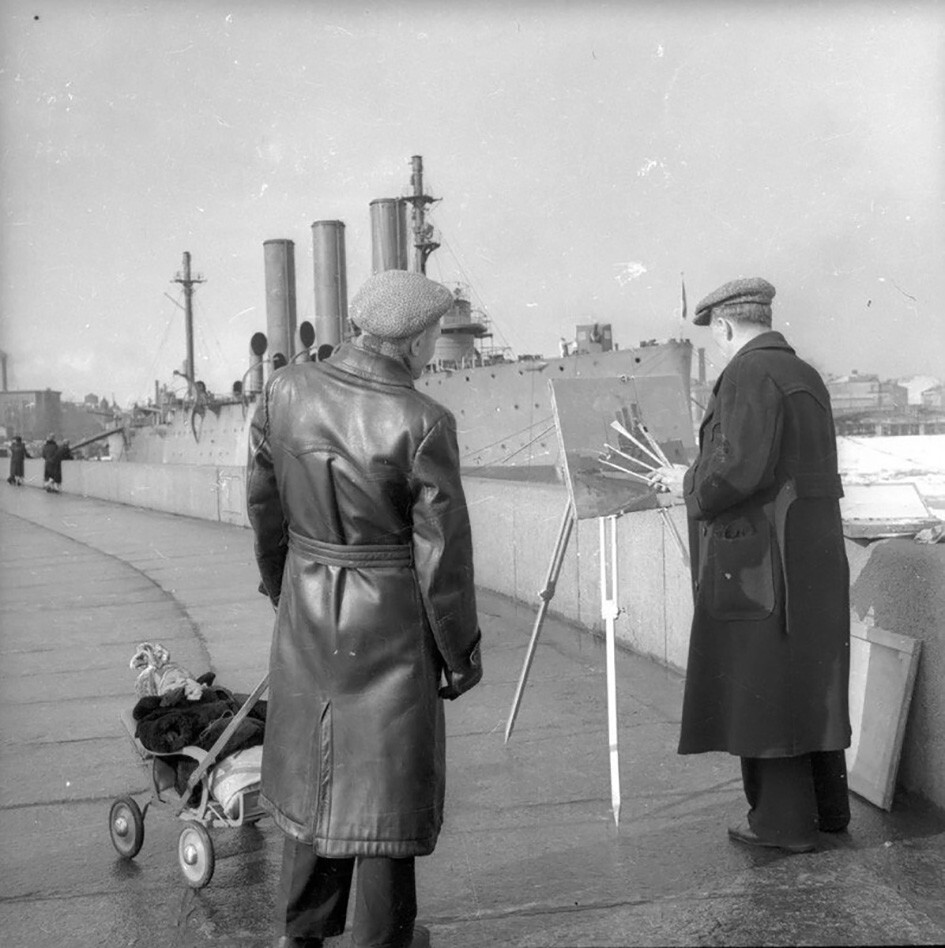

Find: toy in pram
108;643;269;888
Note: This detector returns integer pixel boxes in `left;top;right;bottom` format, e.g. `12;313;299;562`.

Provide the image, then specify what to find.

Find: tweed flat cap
350;270;453;339
693;277;776;325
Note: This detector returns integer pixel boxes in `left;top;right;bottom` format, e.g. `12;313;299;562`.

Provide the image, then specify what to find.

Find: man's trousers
276;836;417;948
741;749;851;847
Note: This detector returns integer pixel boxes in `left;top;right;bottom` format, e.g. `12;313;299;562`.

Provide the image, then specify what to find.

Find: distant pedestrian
651;277;851;854
41;434;59;491
46;438;73;492
248;269;482;948
7;435;29;486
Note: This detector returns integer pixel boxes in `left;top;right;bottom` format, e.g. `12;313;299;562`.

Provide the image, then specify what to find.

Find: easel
503;377;690;827
503;501;624;824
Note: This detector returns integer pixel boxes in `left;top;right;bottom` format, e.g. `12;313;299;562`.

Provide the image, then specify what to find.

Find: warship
107;157;695;474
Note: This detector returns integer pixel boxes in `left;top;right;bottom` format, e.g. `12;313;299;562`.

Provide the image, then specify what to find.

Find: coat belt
288;529;413;568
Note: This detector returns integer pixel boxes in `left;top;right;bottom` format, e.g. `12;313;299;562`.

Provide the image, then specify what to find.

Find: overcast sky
1;0;943;405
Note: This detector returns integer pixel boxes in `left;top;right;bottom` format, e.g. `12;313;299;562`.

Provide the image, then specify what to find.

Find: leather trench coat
246;343;481;857
677;332;851;758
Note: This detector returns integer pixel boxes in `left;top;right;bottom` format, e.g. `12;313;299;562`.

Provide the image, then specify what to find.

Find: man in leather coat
247;270;483;948
651;277;851;854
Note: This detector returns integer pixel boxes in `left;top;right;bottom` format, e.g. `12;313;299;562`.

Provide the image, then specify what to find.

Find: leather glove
439;639;483;700
258;579;280;611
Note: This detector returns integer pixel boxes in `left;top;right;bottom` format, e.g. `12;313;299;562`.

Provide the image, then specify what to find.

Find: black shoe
728;821;816;854
271;937;323;948
411;924;432;948
819;821;850;833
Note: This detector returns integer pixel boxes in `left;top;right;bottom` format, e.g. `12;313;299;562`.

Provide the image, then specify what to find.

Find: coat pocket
702;511;777;621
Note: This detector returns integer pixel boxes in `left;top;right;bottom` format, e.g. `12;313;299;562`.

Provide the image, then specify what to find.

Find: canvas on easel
548;375;695;520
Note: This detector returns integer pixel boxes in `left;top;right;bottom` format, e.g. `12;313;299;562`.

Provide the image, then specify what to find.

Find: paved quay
1;486;943;947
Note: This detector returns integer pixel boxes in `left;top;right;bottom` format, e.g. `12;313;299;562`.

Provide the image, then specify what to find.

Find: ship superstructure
111;156;695;471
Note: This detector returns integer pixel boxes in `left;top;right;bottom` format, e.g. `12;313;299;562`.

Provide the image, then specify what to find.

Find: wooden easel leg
504;501;574;742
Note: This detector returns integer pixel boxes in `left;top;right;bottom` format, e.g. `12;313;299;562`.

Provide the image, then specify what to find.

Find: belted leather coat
678;332;851;758
246;343;481;856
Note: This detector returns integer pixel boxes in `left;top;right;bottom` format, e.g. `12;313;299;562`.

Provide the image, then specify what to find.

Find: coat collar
326;341;416;388
730;330;795;362
703;331;794;420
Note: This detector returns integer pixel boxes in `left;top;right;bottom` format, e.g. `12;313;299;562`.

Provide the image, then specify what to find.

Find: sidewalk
1;487;943;947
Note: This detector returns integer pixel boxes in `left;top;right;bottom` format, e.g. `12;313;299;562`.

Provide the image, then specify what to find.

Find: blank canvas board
841;482;940;539
846;615;921;811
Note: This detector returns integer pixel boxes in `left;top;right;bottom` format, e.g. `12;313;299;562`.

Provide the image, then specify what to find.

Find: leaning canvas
846;612;922;811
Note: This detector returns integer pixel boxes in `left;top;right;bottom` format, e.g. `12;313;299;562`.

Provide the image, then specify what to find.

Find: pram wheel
109;795;145;859
178;821;215;888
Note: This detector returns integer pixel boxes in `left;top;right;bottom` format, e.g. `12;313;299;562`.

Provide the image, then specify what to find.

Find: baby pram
108;674;269;888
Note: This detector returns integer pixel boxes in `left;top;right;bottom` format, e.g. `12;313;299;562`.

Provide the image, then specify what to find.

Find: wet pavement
1;486;943;947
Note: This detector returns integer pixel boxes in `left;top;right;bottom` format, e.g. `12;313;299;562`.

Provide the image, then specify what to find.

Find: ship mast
172;252;205;393
404;155;439;274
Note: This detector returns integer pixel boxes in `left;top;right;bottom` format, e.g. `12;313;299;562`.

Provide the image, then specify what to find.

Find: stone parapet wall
29;458;945;810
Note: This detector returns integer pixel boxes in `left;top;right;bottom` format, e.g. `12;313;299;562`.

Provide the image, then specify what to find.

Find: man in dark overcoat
651;277;851;853
247;269;482;948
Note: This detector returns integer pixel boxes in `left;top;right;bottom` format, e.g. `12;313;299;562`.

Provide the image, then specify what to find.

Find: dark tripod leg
504;501;574;742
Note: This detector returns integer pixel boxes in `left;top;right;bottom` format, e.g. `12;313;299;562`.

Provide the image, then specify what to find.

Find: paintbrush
598;457;656;485
639;424;672;467
602;443;659;473
609;421;665;468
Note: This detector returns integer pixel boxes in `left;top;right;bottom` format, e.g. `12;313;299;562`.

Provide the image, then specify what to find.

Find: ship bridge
431;286;491;370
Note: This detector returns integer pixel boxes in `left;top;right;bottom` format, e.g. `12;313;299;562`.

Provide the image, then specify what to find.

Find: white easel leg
600;515;621;826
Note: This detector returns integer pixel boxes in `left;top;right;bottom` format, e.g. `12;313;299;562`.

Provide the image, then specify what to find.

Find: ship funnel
311;220;349;347
369;198;408;273
263;239;298;372
246;332;267;395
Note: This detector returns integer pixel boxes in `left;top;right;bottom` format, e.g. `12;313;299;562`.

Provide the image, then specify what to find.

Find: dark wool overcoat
41;439;58;481
678;331;851;758
246;343;481;857
9;442;28;479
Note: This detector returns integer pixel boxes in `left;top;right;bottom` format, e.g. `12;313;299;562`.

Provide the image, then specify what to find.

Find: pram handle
176;673;270;815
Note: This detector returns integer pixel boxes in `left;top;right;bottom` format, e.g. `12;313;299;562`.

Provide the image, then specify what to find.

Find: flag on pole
680;272;688;321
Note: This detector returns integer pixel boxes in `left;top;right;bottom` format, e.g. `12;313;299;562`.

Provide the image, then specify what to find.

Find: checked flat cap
351;270;454;339
693;277;776;325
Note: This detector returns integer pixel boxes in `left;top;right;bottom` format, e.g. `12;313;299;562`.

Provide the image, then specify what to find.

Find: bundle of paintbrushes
597;420;690;563
597;419;672;488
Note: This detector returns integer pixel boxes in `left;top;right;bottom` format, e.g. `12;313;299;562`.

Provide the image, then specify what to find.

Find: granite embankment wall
25;458;945;811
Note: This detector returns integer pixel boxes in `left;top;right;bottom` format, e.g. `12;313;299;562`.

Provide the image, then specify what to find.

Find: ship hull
417;340;694;474
110;399;253;466
116;340;693;472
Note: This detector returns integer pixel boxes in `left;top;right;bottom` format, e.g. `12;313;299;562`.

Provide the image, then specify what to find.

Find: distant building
0;388;114;450
827;372;908;414
899;375;942;406
827;372;945;437
0;389;62;441
921;385;945;410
